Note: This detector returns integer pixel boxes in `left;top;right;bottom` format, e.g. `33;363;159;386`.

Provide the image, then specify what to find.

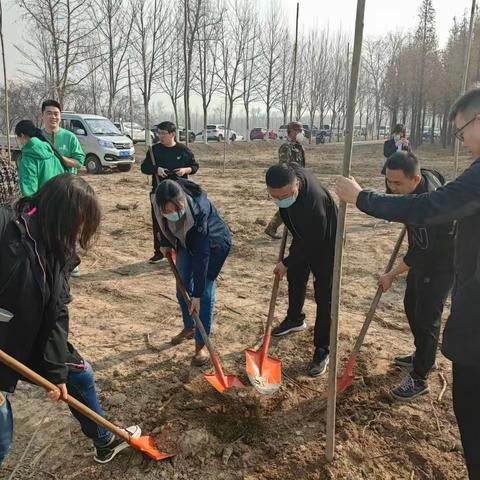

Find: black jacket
0;208;81;393
356;158;480;367
279;167;338;268
402;169;454;275
141;142;199;191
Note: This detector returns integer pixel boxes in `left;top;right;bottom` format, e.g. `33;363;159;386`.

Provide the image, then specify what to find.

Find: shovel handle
166;254;216;355
0;349;130;443
351;226;407;356
149;145;161;186
264;227;289;336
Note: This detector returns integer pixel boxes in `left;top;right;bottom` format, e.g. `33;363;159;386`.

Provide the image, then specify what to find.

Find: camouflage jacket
278;140;306;166
0;159;20;208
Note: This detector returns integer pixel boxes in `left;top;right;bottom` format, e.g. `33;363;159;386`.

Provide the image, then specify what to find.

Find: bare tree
258;1;285;131
90;0;135;118
18;0;99;105
276;33;292;125
131;0;170;142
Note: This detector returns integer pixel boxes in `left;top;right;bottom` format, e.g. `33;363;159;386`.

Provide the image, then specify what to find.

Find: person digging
0;175;140;466
265;121;306;239
152;179;231;365
265;163;337;377
379;151;454;402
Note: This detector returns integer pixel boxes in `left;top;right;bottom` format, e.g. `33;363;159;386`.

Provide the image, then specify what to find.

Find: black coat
0;208;81;393
356;158;480;367
278;167;338;268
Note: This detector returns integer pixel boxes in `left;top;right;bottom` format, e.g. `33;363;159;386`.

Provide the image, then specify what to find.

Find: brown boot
171;328;195;345
192;344;209;366
264;226;281;239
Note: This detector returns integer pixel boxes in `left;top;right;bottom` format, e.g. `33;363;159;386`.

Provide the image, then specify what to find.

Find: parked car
278;124;288;140
198;124;237;141
177;126;196;143
250;128;267;140
114;121;154;143
62;113;135;174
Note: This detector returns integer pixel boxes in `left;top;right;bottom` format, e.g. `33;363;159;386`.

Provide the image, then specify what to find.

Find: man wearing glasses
141;121;199;264
335;88;480;479
265;162;337;377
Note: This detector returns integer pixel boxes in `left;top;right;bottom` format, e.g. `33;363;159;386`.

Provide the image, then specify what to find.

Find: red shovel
166;254;245;393
336;226;407;394
245;227;288;395
0;348;174;461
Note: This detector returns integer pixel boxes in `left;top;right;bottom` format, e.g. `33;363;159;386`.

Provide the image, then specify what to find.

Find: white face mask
394;134;401;142
295;132;304;143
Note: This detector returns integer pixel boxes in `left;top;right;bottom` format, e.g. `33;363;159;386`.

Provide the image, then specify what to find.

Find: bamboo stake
454;0;476;178
223;47;228;174
325;0;367;462
289;3;299;122
127;59;134;141
0;0;11;161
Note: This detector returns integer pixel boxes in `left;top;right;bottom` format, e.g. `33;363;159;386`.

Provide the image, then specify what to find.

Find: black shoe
308;347;329;377
272;316;306;337
94;425;141;464
391;375;429;402
149;253;165;264
394;353;438;370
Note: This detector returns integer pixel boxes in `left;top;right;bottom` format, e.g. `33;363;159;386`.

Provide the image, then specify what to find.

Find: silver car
61;113;135;174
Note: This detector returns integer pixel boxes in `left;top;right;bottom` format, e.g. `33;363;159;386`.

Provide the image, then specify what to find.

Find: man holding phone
141;121;199;263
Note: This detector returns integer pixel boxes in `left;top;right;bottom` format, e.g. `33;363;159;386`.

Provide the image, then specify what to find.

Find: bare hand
189;297;200;317
378;272;395;292
47;383;68;402
157;167;168;178
334;176;363;204
160;246;174;257
273;261;288;280
174;167;190;177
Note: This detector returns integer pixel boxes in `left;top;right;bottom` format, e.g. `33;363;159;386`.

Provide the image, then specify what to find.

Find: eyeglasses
454;116;477;141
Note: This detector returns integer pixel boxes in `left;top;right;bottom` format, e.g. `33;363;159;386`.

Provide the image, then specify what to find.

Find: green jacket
18;137;67;196
42;128;85;174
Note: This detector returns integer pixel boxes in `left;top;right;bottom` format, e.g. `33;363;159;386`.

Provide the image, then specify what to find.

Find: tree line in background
0;0;478;147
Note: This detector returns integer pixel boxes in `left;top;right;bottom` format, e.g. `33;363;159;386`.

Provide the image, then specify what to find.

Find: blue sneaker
391;375;429;402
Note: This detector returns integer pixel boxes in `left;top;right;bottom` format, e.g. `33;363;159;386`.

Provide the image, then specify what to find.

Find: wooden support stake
325;0;366;463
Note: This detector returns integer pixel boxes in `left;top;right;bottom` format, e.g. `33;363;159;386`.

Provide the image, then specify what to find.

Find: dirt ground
1;141;473;480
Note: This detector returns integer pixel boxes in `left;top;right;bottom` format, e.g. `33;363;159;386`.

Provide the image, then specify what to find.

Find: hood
22;137;56;161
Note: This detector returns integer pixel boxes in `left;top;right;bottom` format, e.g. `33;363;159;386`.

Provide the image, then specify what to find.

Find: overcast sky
3;0;473;80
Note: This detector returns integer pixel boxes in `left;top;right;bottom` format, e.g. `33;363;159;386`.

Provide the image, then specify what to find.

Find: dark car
315;125;331;144
250;128;267;140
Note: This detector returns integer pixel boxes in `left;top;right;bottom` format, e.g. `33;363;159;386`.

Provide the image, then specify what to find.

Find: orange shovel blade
129;435;175;461
245;348;281;395
204;372;245;393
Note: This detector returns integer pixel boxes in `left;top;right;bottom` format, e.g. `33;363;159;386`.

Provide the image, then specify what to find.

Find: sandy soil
0;140;473;480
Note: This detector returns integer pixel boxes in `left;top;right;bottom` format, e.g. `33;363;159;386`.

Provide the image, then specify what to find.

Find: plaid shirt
278;139;306;166
0;158;20;208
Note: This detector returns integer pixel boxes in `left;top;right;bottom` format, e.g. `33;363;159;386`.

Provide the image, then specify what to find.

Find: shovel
245;227;288;395
166;253;245;393
0;347;174;461
336;226;407;394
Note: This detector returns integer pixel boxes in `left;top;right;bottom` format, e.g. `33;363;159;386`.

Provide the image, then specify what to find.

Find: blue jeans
0;361;112;466
176;247;217;345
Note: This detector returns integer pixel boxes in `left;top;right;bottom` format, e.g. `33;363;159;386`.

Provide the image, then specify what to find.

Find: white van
61;113;135;174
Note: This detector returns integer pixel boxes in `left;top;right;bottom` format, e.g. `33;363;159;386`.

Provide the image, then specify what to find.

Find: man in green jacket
41;99;85;174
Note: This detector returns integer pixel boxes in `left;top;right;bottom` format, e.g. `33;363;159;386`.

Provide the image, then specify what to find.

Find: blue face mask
164;209;186;222
273;195;297;208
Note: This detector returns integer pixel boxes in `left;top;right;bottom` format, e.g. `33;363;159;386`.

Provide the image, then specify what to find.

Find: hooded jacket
0;208;81;393
18;137;67;196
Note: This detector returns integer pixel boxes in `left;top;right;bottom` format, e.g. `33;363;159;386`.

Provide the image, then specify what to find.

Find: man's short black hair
392;123;404;135
157;121;176;133
266;163;298;188
41;99;62;112
449;88;480;122
385;151;420;179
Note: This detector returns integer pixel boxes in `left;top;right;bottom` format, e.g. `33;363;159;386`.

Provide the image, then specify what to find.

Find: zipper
286;209;302;240
21;217;47;283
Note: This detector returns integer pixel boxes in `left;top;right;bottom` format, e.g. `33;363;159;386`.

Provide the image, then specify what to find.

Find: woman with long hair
0;174;139;466
153;179;231;365
15;119;68;196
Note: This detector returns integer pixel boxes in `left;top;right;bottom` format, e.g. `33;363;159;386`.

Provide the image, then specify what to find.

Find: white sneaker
93;425;141;464
71;266;80;278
